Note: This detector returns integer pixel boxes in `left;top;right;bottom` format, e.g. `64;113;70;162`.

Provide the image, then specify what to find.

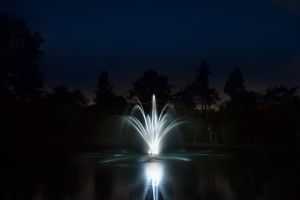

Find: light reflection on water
144;162;163;200
0;150;298;200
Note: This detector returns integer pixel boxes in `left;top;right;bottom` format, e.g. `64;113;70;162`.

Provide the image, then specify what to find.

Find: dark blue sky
3;0;300;98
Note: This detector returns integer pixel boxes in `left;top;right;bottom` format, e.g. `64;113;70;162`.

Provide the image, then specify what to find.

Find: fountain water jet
123;94;183;155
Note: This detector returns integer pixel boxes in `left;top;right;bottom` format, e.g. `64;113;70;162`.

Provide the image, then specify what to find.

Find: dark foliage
216;81;300;145
94;70;114;104
0;12;44;98
94;70;126;107
1;12;299;150
129;69;173;109
176;60;220;113
224;68;246;101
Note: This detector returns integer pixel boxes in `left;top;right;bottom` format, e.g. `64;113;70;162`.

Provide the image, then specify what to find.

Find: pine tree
0;12;44;98
224;68;246;101
192;60;219;113
94;70;115;105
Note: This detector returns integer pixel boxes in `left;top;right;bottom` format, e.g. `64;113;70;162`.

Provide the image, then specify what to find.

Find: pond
0;149;298;200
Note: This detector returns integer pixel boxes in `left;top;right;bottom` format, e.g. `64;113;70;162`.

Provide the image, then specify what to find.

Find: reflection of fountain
144;162;163;200
123;94;182;155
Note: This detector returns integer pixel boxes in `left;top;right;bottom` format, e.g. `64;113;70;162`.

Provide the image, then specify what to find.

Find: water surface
0;150;298;200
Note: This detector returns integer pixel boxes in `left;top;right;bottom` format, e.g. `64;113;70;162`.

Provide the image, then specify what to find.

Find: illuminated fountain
123;94;182;155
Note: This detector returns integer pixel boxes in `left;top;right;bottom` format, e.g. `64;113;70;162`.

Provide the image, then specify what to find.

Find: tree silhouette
224;68;246;100
129;69;173;109
94;70;125;107
0;12;44;98
94;70;115;105
73;89;88;107
176;60;220;113
192;60;220;113
218;69;259;144
261;86;300;105
47;84;87;108
176;84;195;108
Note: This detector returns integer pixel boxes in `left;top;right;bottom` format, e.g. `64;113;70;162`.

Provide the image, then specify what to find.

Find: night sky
3;0;300;98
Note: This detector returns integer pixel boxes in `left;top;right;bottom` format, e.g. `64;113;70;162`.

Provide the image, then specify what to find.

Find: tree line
1;12;299;149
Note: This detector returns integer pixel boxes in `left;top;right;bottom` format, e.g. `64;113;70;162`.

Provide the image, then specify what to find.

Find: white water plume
123;94;183;155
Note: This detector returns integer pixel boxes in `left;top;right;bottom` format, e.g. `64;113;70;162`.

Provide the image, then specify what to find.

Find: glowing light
144;162;163;200
123;94;183;155
145;162;163;186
